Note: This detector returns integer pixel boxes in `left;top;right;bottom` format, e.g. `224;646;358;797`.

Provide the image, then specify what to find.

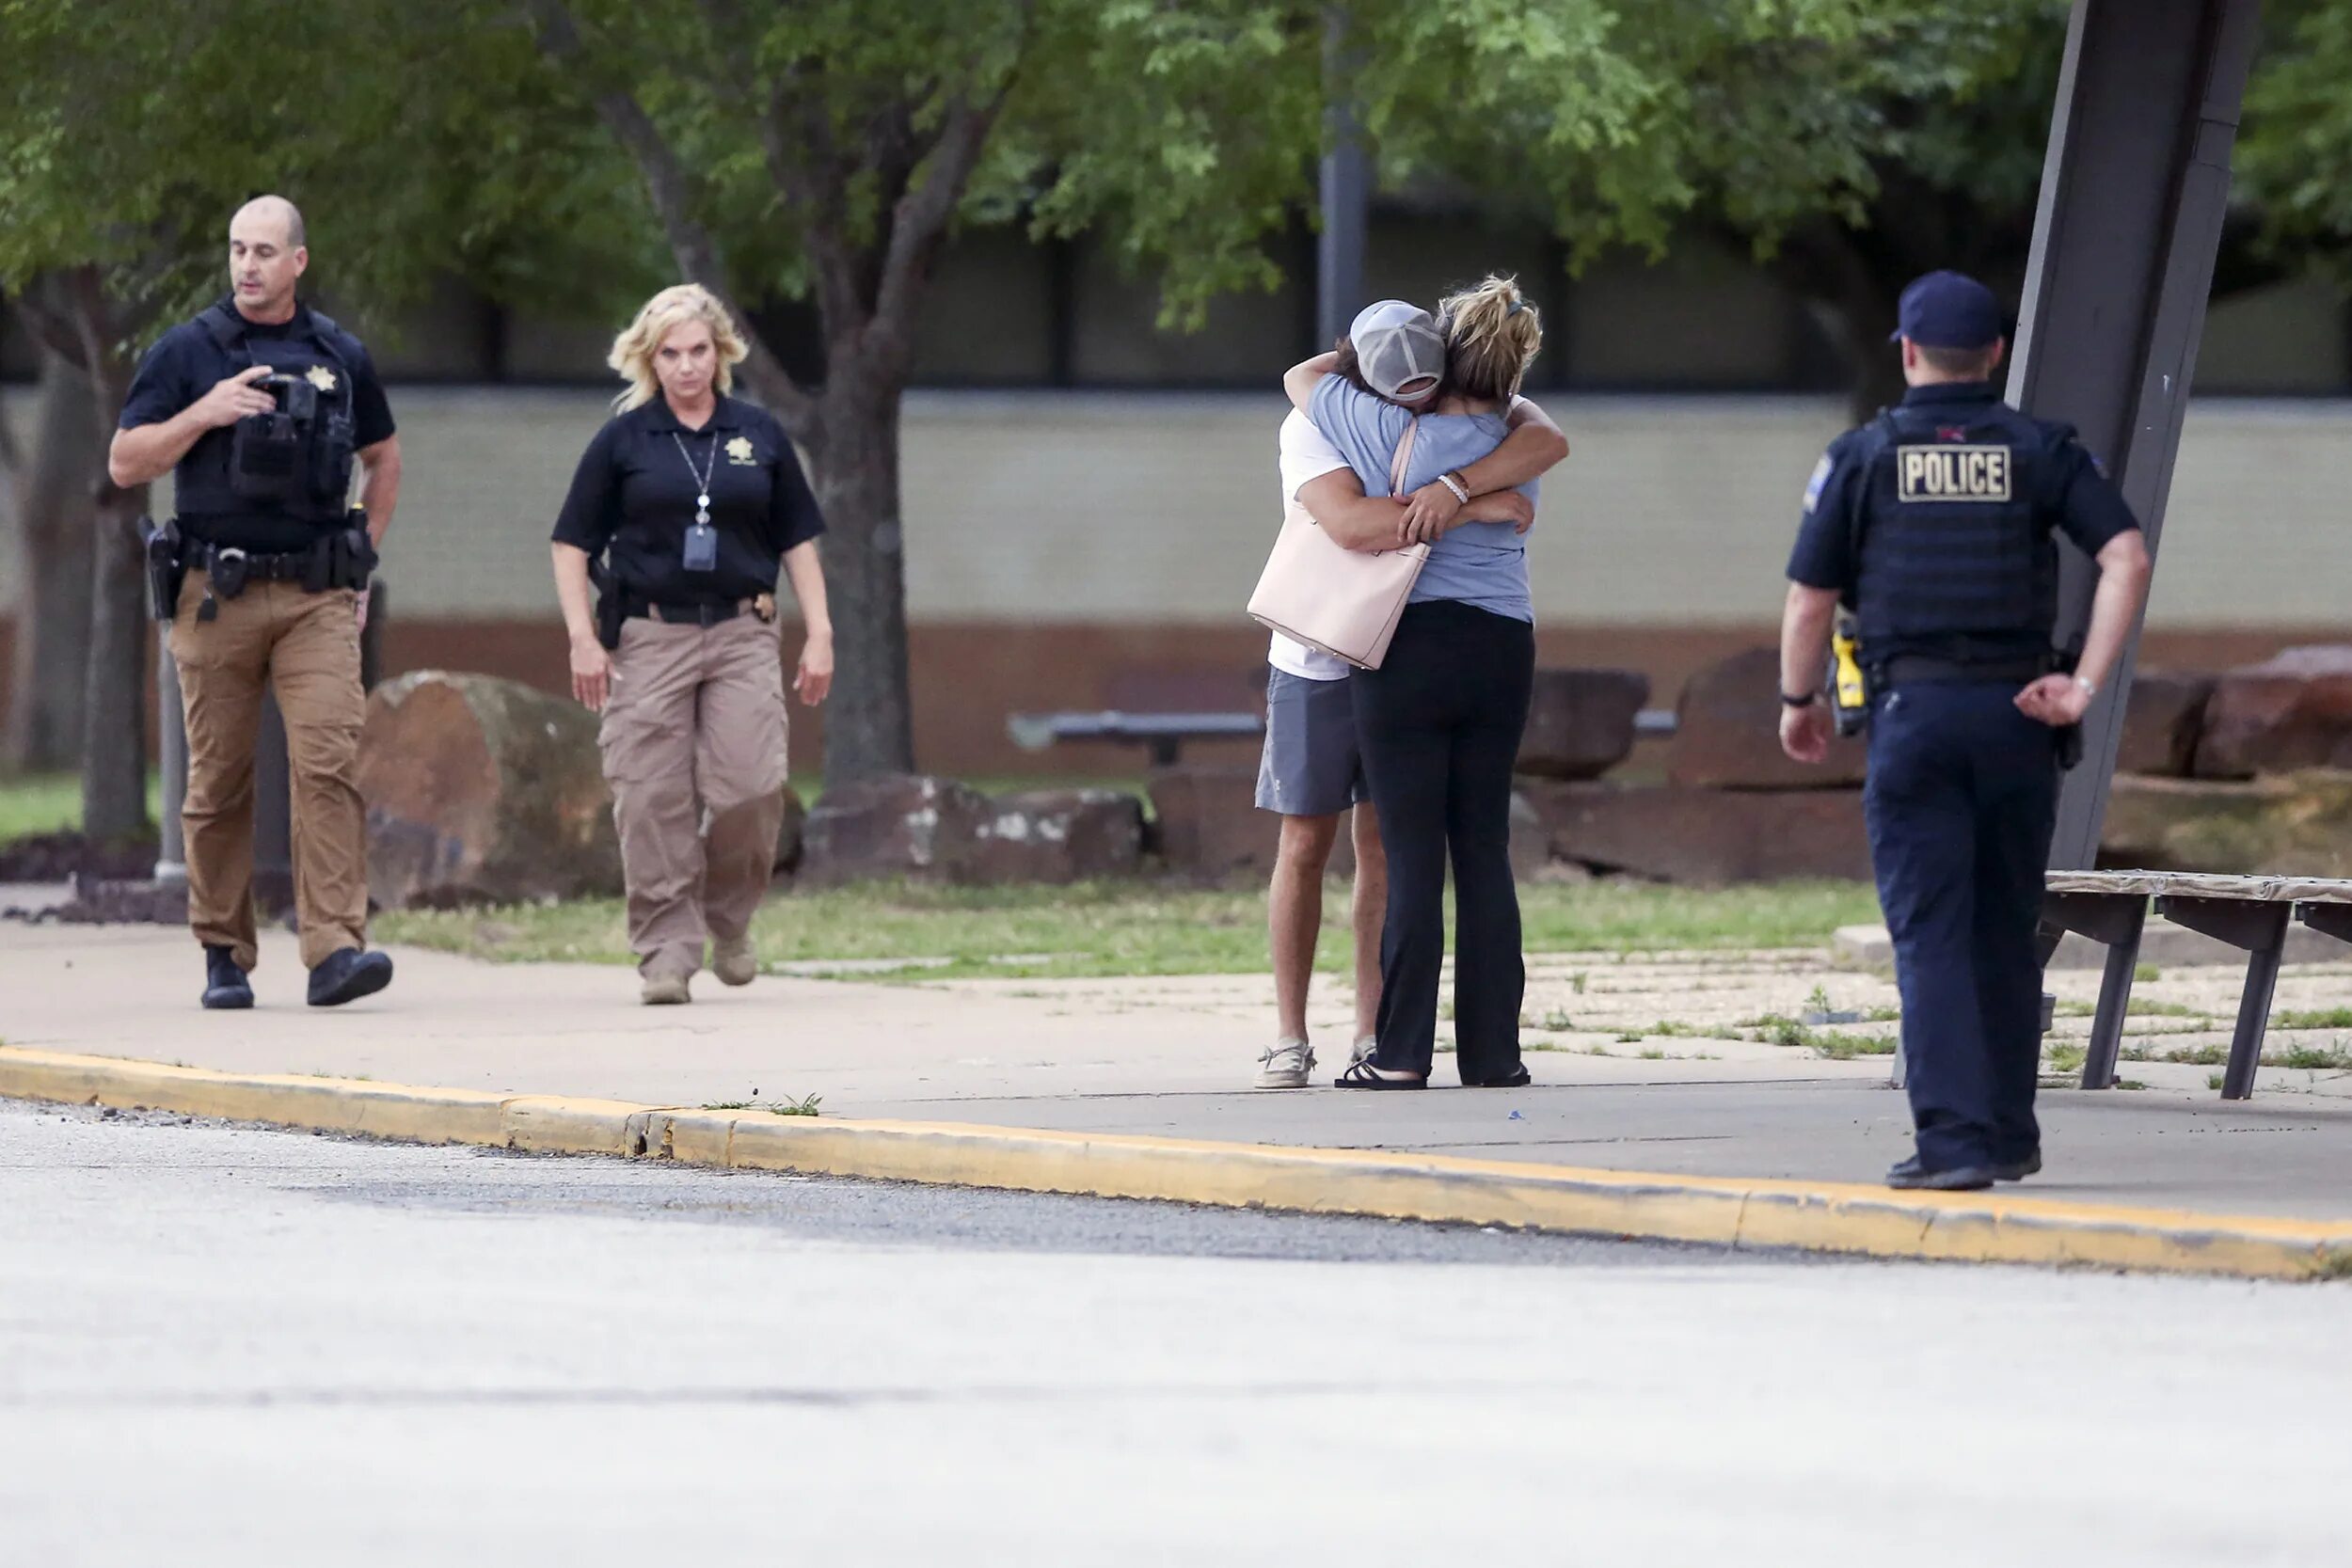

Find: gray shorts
1255;669;1369;817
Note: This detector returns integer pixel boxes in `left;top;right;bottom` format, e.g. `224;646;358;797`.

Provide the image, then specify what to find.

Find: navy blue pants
1864;681;2060;1171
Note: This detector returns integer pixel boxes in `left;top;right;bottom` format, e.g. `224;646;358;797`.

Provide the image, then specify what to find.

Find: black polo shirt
119;300;395;552
551;393;825;605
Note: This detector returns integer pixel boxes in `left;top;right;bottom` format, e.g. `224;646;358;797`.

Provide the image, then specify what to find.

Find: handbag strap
1388;418;1420;497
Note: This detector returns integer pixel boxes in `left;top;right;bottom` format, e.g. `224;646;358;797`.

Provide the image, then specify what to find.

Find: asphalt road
1;1100;2344;1566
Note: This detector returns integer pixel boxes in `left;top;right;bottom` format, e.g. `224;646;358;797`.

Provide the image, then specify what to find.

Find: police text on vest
1897;445;2011;502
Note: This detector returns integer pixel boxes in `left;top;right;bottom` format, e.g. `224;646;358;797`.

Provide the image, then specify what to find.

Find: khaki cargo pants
600;613;790;980
168;571;369;973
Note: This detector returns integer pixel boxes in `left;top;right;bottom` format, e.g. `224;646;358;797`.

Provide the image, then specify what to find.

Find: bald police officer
1777;270;2153;1191
109;196;404;1010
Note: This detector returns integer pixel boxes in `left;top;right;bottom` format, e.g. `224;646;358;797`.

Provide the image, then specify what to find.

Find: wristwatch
1780;691;1819;708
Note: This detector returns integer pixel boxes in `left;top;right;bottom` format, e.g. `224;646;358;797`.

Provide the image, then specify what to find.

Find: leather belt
636;594;775;627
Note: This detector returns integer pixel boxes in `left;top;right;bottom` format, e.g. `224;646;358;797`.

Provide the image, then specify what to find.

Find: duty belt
633;594;776;628
1878;654;2049;686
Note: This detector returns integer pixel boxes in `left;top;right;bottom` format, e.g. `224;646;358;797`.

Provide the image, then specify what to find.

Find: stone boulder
970;789;1146;883
799;774;988;885
1525;782;1871;884
2113;672;2214;777
1516;669;1650;780
358;672;622;910
2194;647;2352;780
2098;770;2352;877
1151;766;1288;879
1667;647;1866;789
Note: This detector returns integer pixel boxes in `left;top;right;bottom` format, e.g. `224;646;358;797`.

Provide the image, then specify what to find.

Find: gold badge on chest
305;365;338;392
725;436;756;466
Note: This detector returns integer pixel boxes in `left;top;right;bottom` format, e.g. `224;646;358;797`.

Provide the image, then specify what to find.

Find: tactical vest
172;300;358;530
1849;399;2064;662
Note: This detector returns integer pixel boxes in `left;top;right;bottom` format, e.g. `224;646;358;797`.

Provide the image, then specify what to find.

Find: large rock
2113;672;2215;777
2098;771;2352;877
1152;766;1283;879
799;774;988;885
2195;647;2352;779
1516;669;1649;780
970;789;1146;883
358;672;622;910
1526;782;1872;884
1667;647;1866;789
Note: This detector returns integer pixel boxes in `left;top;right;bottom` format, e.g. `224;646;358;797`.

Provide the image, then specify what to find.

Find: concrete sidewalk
4;922;2349;1232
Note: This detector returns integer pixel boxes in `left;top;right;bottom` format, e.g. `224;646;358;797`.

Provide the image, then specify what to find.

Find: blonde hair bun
1438;275;1543;402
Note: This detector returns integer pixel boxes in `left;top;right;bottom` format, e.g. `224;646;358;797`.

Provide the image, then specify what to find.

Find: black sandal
1335;1060;1426;1090
1466;1065;1532;1088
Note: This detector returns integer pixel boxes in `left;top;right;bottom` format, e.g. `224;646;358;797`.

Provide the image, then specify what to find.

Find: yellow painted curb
7;1046;2349;1281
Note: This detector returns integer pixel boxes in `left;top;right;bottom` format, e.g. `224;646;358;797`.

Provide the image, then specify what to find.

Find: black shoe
308;948;394;1007
201;945;254;1010
1885;1154;1996;1192
1994;1149;2043;1182
1466;1065;1532;1088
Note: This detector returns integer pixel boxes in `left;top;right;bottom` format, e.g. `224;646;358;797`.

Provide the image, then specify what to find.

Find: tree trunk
3;351;101;774
82;479;151;846
804;377;916;786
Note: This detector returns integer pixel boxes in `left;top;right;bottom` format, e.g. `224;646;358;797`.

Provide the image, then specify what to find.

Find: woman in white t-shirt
1249;300;1564;1089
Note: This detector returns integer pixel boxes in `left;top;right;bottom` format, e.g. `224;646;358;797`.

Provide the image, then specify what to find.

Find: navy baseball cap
1890;270;2004;349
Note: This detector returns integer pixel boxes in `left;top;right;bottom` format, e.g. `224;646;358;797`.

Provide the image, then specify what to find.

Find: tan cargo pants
599;613;790;980
167;571;369;973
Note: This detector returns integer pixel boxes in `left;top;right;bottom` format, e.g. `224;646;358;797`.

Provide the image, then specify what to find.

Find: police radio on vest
1898;444;2012;502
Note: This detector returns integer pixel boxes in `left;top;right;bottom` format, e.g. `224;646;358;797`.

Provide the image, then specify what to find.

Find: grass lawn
376;877;1883;981
0;772;167;844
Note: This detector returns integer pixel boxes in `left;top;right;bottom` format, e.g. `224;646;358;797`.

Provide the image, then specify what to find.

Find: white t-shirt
1268;410;1355;681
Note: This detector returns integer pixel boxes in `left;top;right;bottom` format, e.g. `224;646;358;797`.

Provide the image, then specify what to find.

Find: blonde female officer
550;284;832;1004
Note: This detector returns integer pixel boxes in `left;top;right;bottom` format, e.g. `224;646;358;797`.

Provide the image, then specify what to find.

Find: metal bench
1007;710;1265;768
2040;870;2352;1100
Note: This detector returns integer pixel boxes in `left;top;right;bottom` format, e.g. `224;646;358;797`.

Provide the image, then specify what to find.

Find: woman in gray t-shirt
1284;276;1553;1090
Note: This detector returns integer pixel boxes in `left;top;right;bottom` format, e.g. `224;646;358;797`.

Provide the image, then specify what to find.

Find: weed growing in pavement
2273;1007;2352;1031
2127;998;2204;1019
2276;1044;2352;1071
1804;984;1836;1015
2207;1072;2227;1091
2136;963;2163;982
2046;1043;2088;1076
2055;1000;2097;1019
1747;1014;1898;1057
1571;973;1589;994
1637;1048;1668;1060
701;1094;822;1117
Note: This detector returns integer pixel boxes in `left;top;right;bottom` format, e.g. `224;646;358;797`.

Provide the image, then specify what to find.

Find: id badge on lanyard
674;430;721;573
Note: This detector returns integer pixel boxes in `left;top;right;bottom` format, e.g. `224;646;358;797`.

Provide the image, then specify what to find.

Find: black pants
1864;681;2059;1170
1350;600;1535;1081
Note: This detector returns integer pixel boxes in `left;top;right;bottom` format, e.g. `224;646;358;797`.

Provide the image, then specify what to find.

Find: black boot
201;945;254;1010
308;947;394;1007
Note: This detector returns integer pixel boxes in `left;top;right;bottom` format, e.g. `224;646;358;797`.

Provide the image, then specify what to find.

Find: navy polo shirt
551;392;825;606
119;300;394;552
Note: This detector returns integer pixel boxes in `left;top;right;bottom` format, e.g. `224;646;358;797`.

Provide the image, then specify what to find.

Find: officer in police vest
108;196;403;1010
1776;270;2152;1191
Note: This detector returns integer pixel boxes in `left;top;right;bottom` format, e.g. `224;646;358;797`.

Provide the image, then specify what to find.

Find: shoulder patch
1802;454;1835;515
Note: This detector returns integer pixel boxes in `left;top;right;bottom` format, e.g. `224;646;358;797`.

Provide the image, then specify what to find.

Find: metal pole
2008;0;2264;871
1316;8;1368;350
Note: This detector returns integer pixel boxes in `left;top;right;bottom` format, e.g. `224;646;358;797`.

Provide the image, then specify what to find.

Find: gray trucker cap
1349;299;1445;400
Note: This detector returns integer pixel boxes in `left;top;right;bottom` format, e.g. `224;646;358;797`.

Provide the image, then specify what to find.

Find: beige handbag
1247;419;1425;670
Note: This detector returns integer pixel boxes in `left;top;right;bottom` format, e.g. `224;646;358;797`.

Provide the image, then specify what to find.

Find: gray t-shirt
1308;376;1535;623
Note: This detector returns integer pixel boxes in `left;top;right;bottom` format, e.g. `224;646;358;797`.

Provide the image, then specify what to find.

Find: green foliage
0;0;644;354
